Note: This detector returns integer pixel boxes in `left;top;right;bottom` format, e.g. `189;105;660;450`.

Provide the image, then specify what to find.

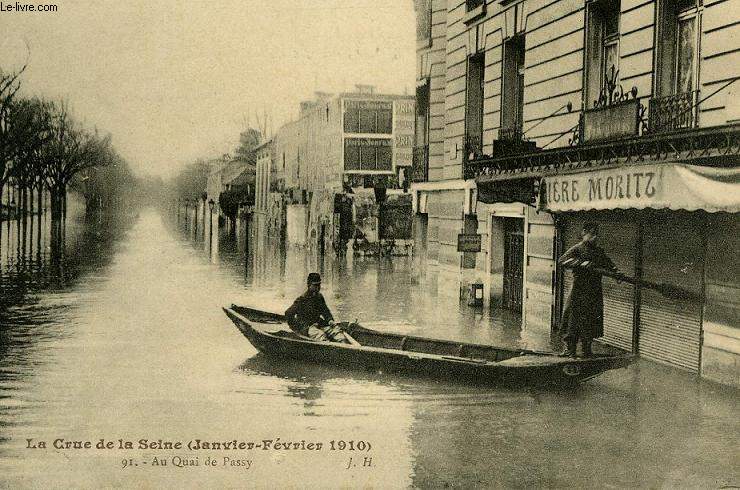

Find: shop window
501;35;526;139
344;108;359;133
344;140;393;171
585;0;621;107
344;104;394;134
378;109;393;133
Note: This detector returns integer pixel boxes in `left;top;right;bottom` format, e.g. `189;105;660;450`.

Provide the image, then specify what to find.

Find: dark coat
559;240;617;340
284;291;334;335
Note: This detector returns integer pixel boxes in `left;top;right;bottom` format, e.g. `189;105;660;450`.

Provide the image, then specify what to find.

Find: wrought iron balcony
648;91;699;133
411;145;429;182
464;134;484;162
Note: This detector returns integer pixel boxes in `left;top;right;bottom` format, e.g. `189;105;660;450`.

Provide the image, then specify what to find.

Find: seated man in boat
284;273;351;343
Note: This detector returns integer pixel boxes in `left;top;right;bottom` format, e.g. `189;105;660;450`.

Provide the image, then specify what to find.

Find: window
585;0;621;107
415;0;432;41
343;100;394;134
467;0;485;10
465;53;485;159
656;0;699;97
650;0;700;130
501;35;525;138
344;139;393;171
415;83;430;147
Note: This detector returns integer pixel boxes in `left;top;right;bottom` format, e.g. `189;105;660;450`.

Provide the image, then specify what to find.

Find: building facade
413;0;740;385
272;89;416;254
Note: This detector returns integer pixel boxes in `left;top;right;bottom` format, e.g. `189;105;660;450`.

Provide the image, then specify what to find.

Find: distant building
254;139;285;240
206;157;256;223
272;87;415;254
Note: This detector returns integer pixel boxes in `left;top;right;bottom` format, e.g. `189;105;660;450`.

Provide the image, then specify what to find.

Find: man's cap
307;272;322;285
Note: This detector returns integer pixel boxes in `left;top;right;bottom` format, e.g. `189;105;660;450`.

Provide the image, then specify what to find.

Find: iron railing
649;91;699;133
465;133;483;162
411;145;429;182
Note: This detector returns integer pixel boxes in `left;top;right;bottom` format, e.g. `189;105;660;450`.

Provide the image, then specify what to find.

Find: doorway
502;218;524;313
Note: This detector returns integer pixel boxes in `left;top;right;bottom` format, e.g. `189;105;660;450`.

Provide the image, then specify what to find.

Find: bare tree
0;66;26;208
39;101;112;221
8;97;52;217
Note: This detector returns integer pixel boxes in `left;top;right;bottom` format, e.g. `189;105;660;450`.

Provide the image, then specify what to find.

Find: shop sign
582;99;639;142
345;138;391;148
541;163;740;213
457;234;482;252
345;100;393;111
394;99;415;167
543;166;659;211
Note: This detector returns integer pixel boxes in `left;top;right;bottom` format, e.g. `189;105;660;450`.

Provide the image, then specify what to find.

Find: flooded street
0;209;738;489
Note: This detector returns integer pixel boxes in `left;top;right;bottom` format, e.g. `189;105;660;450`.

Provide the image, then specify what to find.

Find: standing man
284;273;350;343
558;222;619;358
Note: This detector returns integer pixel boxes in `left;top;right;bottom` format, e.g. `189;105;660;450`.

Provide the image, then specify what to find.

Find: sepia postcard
1;1;738;488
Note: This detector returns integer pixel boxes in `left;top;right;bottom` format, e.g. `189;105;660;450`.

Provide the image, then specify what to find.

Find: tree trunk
50;186;63;222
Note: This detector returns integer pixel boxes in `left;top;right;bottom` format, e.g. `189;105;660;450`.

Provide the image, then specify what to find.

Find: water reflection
0;209;737;489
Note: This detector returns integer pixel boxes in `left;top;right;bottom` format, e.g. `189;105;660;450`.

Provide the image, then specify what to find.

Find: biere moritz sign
541;163;740;213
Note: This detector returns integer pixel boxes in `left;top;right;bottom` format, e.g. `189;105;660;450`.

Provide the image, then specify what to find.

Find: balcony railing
411;145;429;182
649;91;699;133
465;134;483;162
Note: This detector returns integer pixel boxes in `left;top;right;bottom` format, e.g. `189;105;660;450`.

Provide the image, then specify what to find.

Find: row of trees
0;66;121;222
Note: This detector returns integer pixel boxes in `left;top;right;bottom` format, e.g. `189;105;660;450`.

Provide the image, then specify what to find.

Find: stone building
412;0;740;385
270;88;416;254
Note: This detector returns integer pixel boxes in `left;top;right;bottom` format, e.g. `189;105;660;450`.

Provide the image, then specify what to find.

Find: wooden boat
223;305;635;386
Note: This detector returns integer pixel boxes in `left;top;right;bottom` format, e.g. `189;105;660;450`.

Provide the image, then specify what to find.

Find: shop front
542;163;740;375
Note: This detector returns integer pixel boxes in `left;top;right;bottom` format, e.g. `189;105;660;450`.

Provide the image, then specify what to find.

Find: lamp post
208;198;215;252
193;198;198;238
185;199;191;230
201;194;207;240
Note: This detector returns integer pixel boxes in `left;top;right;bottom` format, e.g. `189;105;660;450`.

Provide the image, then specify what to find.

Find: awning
540;163;740;213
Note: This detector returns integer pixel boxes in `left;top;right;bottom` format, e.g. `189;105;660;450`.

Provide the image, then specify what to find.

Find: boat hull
223;306;634;386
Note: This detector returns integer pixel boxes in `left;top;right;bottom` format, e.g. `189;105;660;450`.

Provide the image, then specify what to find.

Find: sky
0;0;416;178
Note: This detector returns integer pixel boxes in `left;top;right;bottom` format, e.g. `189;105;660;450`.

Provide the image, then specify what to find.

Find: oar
561;258;702;301
341;320;362;346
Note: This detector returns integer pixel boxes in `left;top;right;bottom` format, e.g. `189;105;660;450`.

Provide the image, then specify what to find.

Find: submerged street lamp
208;199;215;252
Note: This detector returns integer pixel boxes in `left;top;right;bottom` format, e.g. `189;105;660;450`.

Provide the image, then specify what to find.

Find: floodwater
0;208;738;489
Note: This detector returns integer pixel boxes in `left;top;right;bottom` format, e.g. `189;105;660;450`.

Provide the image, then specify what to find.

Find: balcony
649;91;699;133
464;134;484;163
411;145;429;182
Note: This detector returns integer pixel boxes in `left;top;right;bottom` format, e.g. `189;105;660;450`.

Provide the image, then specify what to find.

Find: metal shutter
562;216;636;351
638;218;703;372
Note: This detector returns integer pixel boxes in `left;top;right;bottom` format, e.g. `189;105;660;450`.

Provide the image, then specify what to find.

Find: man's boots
559;339;578;358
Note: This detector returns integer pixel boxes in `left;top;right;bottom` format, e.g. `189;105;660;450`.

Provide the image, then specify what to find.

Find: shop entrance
502;218;524;313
